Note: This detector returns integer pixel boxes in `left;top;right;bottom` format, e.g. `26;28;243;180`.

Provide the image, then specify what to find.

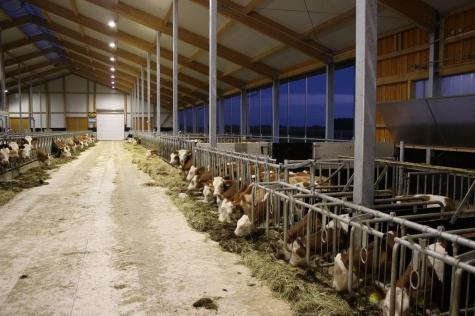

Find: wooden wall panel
10;118;30;133
66;117;88;131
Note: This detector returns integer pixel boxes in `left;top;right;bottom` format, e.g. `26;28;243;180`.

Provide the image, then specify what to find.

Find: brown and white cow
169;149;191;167
8;141;20;162
275;213;323;261
332;231;395;292
0;145;11;167
234;192;270;236
187;168;213;191
145;149;158;159
19;143;32;160
36;148;51;166
381;241;446;316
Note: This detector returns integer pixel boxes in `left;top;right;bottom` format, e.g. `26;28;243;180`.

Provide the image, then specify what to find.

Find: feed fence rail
0;131;94;173
255;181;475;316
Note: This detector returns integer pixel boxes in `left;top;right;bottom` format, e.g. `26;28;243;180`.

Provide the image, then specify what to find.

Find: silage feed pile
0;144;94;207
124;142;354;316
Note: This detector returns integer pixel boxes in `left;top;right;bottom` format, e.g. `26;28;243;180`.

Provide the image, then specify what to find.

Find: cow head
0;148;10;166
20;144;32;160
187;175;199;191
25;136;33;146
234;214;252;237
382;287;409;316
332;251;355;292
213;177;225;196
275;238;292;261
169;151;179;165
61;146;72;157
203;185;213;203
218;199;234;223
186;165;198;181
289;237;307;267
178;149;191;165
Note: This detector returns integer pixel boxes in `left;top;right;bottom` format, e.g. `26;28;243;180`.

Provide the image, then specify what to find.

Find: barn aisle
0;142;291;316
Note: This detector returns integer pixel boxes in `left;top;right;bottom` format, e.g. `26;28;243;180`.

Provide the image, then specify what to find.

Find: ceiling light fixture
110;67;116;72
109;41;116;48
111;75;115;79
111;81;115;85
4;89;8;93
110;56;115;62
107;20;116;28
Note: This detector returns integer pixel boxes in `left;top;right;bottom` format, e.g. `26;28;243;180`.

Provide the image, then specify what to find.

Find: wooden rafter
82;0;277;78
379;0;437;32
190;0;333;63
26;0;245;88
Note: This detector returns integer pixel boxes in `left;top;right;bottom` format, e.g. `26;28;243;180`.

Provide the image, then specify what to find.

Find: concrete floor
0;142;291;316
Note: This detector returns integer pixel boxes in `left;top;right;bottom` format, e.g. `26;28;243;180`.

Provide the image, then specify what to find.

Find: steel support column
353;0;377;207
325;63;335;140
28;79;32;131
272;80;280;142
209;0;217;147
18;64;22;133
0;27;6;131
172;0;179;134
132;87;135;131
147;52;151;132
141;66;144;132
156;31;161;134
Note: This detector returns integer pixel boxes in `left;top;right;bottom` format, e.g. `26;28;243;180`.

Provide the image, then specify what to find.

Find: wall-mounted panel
96;94;124;111
66;94;87;113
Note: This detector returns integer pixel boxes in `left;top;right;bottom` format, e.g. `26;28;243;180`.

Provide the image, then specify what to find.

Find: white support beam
353;0;377;207
136;79;139;131
209;0;217;147
141;66;144;132
18;64;22;132
131;86;134;130
172;0;179;135
325;63;335;140
29;80;32;131
147;52;151;132
272;80;279;142
0;27;6;127
156;31;161;134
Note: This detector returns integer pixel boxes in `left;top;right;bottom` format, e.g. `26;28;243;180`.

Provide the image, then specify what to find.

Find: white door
96;113;124;140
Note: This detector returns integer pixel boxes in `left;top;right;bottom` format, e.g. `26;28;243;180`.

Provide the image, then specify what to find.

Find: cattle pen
2;0;475;315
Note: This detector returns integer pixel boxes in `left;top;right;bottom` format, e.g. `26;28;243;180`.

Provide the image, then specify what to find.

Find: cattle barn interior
1;0;475;315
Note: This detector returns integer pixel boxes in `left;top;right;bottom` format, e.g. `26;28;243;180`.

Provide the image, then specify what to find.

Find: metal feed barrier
254;182;475;316
0;131;95;174
134;133;475;315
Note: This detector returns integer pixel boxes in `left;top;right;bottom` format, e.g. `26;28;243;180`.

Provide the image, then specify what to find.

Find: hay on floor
124;142;355;315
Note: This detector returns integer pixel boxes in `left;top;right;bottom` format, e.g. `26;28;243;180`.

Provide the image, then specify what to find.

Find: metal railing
133;132;475;315
0;131;94;173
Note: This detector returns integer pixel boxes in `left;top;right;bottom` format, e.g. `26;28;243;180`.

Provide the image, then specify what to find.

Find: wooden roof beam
6;71;70;94
26;15;210;94
190;0;333;63
378;0;437;32
27;0;245;88
82;0;277;78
